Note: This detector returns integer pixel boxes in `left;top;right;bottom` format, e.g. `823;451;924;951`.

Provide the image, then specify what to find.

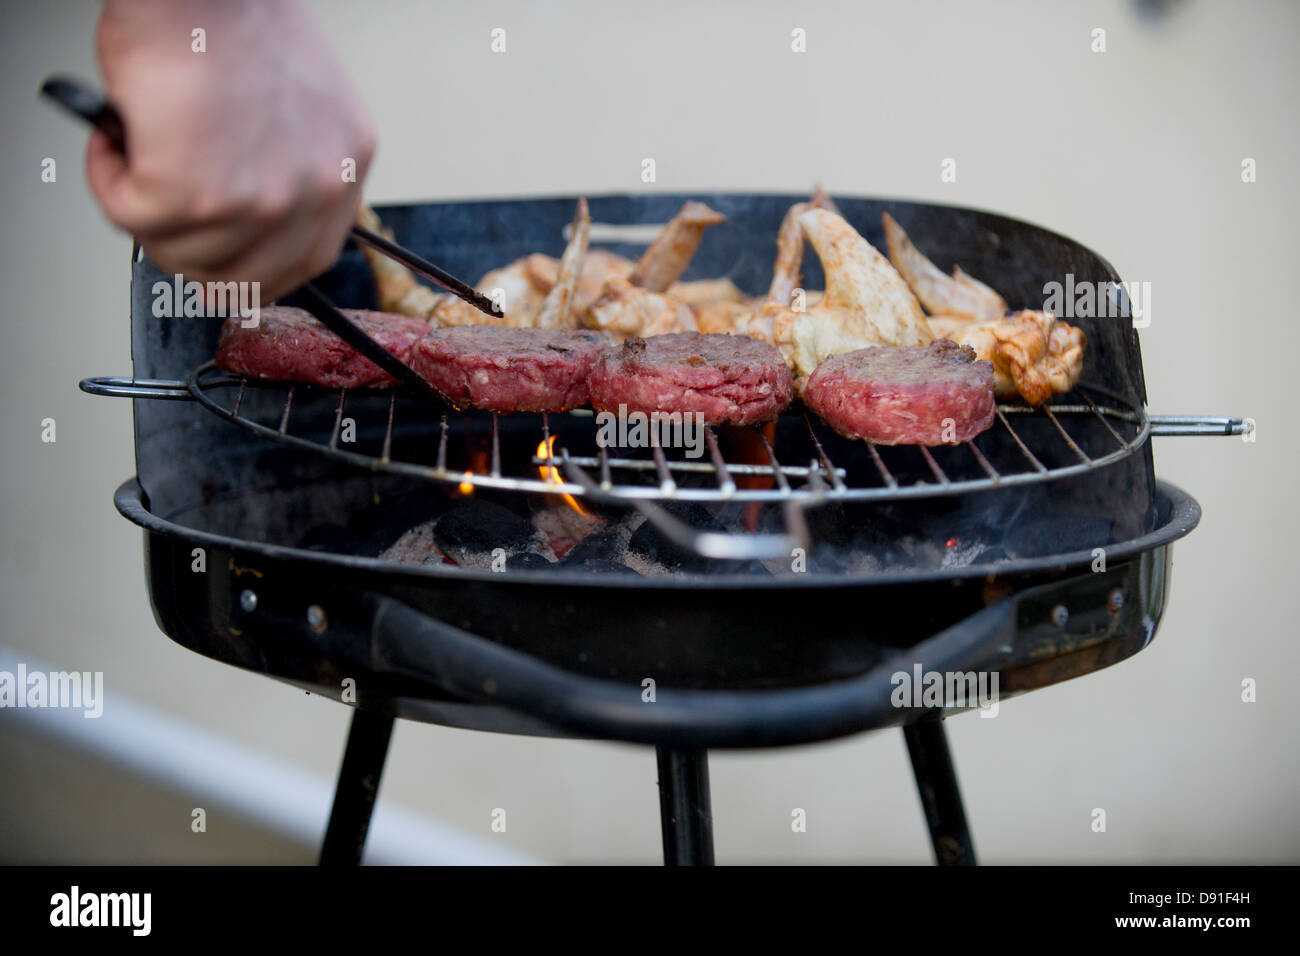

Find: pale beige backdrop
1;0;1296;863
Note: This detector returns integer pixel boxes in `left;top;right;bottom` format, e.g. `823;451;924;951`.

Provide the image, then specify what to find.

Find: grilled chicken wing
701;189;834;341
528;254;747;320
882;212;1006;321
586;278;698;338
533;199;591;330
626;201;727;292
671;277;748;309
783;209;933;384
583;201;726;340
526;248;635;317
928;310;1085;404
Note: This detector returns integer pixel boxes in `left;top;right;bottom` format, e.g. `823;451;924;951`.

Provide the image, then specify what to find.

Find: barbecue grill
82;193;1244;865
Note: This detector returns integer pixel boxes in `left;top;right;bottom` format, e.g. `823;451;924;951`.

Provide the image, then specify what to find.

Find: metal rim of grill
186;359;1152;506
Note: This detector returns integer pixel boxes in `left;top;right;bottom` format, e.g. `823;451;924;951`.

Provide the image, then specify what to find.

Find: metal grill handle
80;376;192;401
1148;415;1252;437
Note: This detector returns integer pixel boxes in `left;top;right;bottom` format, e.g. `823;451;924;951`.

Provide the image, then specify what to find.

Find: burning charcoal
380;521;440;565
563;558;642;576
434;499;554;568
532;501;606;558
507;552;556;571
560;526;632;565
626;505;721;573
627;504;771;576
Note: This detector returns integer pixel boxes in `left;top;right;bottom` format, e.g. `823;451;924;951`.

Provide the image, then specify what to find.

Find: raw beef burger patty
216;306;429;389
587;333;793;426
803;339;995;445
409;326;608;412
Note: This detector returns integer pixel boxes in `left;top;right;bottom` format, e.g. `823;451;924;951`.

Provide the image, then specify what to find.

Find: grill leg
319;709;394;865
655;747;715;866
903;719;976;865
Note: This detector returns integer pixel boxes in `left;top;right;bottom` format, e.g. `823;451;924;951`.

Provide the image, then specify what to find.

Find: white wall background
1;0;1296;863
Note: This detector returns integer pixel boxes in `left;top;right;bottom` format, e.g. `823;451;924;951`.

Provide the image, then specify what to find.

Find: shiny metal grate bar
996;406;1047;474
184;361;1159;505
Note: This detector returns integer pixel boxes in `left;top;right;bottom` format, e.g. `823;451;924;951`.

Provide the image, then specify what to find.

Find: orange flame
458;471;475;496
536;437;588;515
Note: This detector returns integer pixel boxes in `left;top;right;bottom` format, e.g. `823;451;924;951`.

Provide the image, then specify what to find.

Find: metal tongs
40;74;496;403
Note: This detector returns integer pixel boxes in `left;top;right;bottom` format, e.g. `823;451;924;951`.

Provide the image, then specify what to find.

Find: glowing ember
536;437;588;515
946;537;960;549
458;472;475;496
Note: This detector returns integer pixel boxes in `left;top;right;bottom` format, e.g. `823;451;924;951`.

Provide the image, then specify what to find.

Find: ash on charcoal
551;515;642;575
380;521;440;564
627;505;717;573
532;500;607;558
432;498;555;569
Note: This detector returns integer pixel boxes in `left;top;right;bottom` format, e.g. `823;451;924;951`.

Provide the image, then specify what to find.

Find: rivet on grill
307;605;327;633
1107;589;1125;613
239;589;257;613
1050;604;1068;628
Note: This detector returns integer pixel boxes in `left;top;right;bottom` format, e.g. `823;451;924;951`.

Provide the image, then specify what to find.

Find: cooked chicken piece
701;189;835;339
587;278;698;338
670;277;749;309
682;279;753;333
784;209;933;385
627;201;727;292
583;201;725;340
432;259;545;328
696;299;754;334
810;183;840;216
533;199;590;330
882;212;1006;321
529;255;748;317
356;205;444;319
928;310;1085;404
357;204;541;327
768;201;816;308
526;248;635;316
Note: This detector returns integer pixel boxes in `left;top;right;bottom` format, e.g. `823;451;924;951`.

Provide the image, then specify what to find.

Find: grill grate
80;363;1248;561
187;360;1151;505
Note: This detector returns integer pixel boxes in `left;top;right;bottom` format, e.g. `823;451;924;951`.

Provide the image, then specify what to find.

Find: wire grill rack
83;364;1248;560
178;361;1158;504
